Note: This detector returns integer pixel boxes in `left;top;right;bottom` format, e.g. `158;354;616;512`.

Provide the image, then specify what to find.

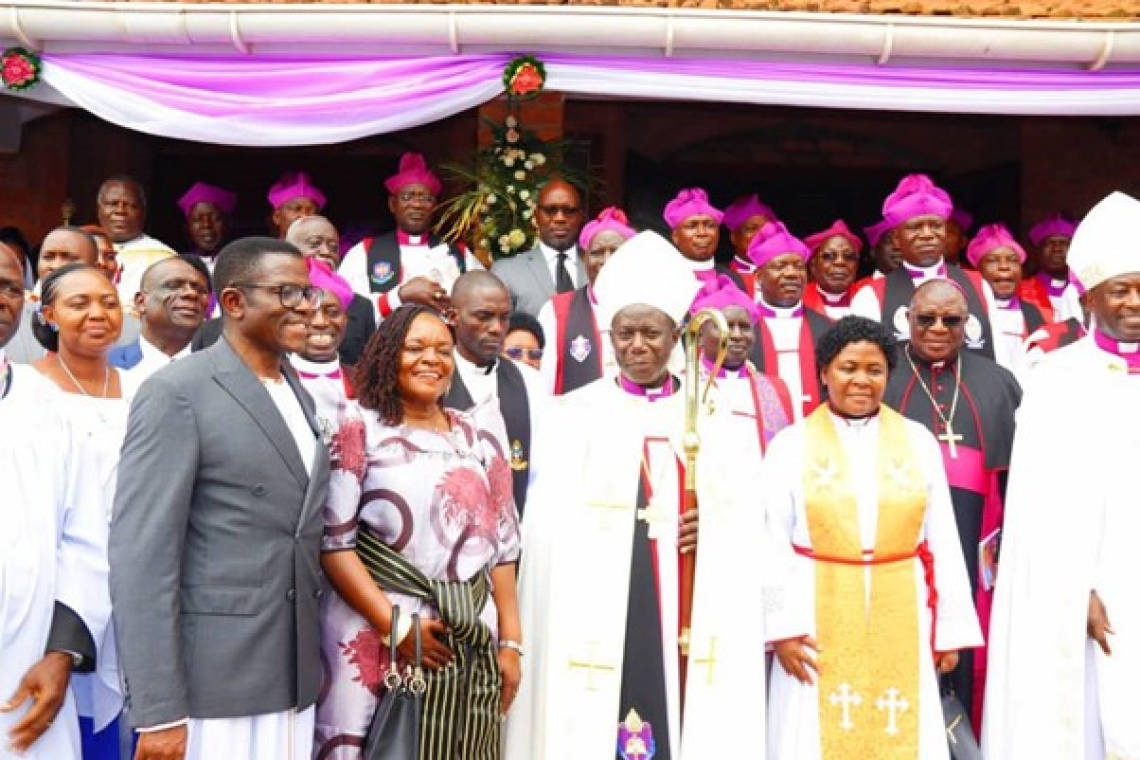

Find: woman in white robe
29;262;131;755
763;316;982;760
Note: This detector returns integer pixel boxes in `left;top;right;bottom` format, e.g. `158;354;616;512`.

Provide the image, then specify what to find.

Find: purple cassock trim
904;262;947;280
1036;272;1070;298
942;443;989;494
618;374;677;402
995;297;1021;311
1093;328;1140;371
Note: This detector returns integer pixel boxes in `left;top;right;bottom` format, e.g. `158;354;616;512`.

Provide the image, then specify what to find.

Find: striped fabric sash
356;528;492;647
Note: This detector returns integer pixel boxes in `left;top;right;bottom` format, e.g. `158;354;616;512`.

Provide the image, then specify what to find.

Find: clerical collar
618;373;677;402
1093;329;1140;372
290;354;343;379
903;260;947;280
995;296;1021;311
819;286;852;306
396;230;429;247
1036;271;1070;297
456;350;495;376
756;294;804;319
701;356;746;379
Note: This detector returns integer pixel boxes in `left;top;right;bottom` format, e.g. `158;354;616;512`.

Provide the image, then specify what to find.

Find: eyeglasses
504;346;544;361
818;251;859;264
537;204;582;218
233;283;323;309
913;314;965;329
398;191;437;206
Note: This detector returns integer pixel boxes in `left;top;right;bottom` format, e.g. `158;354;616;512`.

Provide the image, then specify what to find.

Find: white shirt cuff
138;718;189;733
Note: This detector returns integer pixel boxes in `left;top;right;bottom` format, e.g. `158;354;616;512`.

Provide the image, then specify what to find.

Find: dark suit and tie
490;244;586;317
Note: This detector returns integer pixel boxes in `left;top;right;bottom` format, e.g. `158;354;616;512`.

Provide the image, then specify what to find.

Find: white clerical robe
991;300;1029;373
339;235;484;321
983;337;1140;760
757;306;807;421
762;411;983;760
1;367;112;760
505;378;768;760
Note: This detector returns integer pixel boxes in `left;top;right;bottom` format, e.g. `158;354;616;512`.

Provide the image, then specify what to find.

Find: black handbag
941;676;982;760
363;607;424;760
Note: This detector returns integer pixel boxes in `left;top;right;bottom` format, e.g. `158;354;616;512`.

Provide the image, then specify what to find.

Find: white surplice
756;301;808;421
505;377;768;760
983;337;1140;760
0;366;113;760
762;411;983;760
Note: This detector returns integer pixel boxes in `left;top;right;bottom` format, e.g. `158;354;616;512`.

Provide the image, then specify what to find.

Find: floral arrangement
503;55;546;101
1;47;42;92
436;114;566;261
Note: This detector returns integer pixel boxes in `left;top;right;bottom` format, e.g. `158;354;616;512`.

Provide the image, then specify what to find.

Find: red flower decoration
437;465;497;540
502;55;546;101
341;626;386;697
1;48;42;92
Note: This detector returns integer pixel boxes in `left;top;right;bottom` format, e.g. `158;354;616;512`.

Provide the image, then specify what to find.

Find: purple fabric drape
39;51;1140;146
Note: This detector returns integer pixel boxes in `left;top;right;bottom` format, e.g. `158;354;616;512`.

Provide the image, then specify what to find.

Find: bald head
907;278;969;363
909;279;967;311
451;270;508;307
285;215;340;268
449;270;511;367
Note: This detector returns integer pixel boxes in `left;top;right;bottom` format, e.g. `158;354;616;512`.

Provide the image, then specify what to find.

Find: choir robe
747;301;832;420
983;336;1140;760
1;365;112;760
1017;317;1087;383
850;261;998;361
505;377;769;760
1020;271;1082;323
990;296;1048;373
536;286;616;396
338;230;482;320
762;408;983;760
802;282;854;321
883;345;1021;730
443;355;542;518
696;360;794;463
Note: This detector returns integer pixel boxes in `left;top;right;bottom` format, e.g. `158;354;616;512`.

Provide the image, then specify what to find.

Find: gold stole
803;406;927;760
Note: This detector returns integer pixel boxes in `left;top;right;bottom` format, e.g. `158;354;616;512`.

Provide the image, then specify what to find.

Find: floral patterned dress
314;404;521;760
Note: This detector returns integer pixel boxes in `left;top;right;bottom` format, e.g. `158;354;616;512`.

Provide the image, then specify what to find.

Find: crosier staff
679;307;729;713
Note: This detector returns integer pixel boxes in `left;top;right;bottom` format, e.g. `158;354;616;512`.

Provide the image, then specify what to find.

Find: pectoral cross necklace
905;345;963;458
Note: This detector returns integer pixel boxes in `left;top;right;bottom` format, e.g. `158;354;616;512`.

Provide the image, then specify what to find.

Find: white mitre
1068;190;1140;291
593;230;701;327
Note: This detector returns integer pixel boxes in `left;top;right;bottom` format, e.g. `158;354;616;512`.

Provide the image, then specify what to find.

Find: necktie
555;253;575;294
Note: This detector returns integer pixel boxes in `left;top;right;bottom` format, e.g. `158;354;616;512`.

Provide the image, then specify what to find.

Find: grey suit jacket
491;245;586;317
109;337;330;727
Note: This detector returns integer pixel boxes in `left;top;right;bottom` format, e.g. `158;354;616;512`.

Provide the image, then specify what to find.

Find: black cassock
884;344;1021;731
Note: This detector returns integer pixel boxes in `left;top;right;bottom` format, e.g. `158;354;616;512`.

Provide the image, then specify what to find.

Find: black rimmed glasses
233;283;323;309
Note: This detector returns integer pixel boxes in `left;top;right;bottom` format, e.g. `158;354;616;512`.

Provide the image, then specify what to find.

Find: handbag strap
409;613;427;696
384;606;403;692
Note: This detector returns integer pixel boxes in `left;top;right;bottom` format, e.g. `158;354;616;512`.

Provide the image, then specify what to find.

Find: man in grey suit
491;179;587;316
109;237;329;760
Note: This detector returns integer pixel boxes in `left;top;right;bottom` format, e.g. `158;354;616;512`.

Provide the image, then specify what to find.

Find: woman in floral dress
314;304;522;760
